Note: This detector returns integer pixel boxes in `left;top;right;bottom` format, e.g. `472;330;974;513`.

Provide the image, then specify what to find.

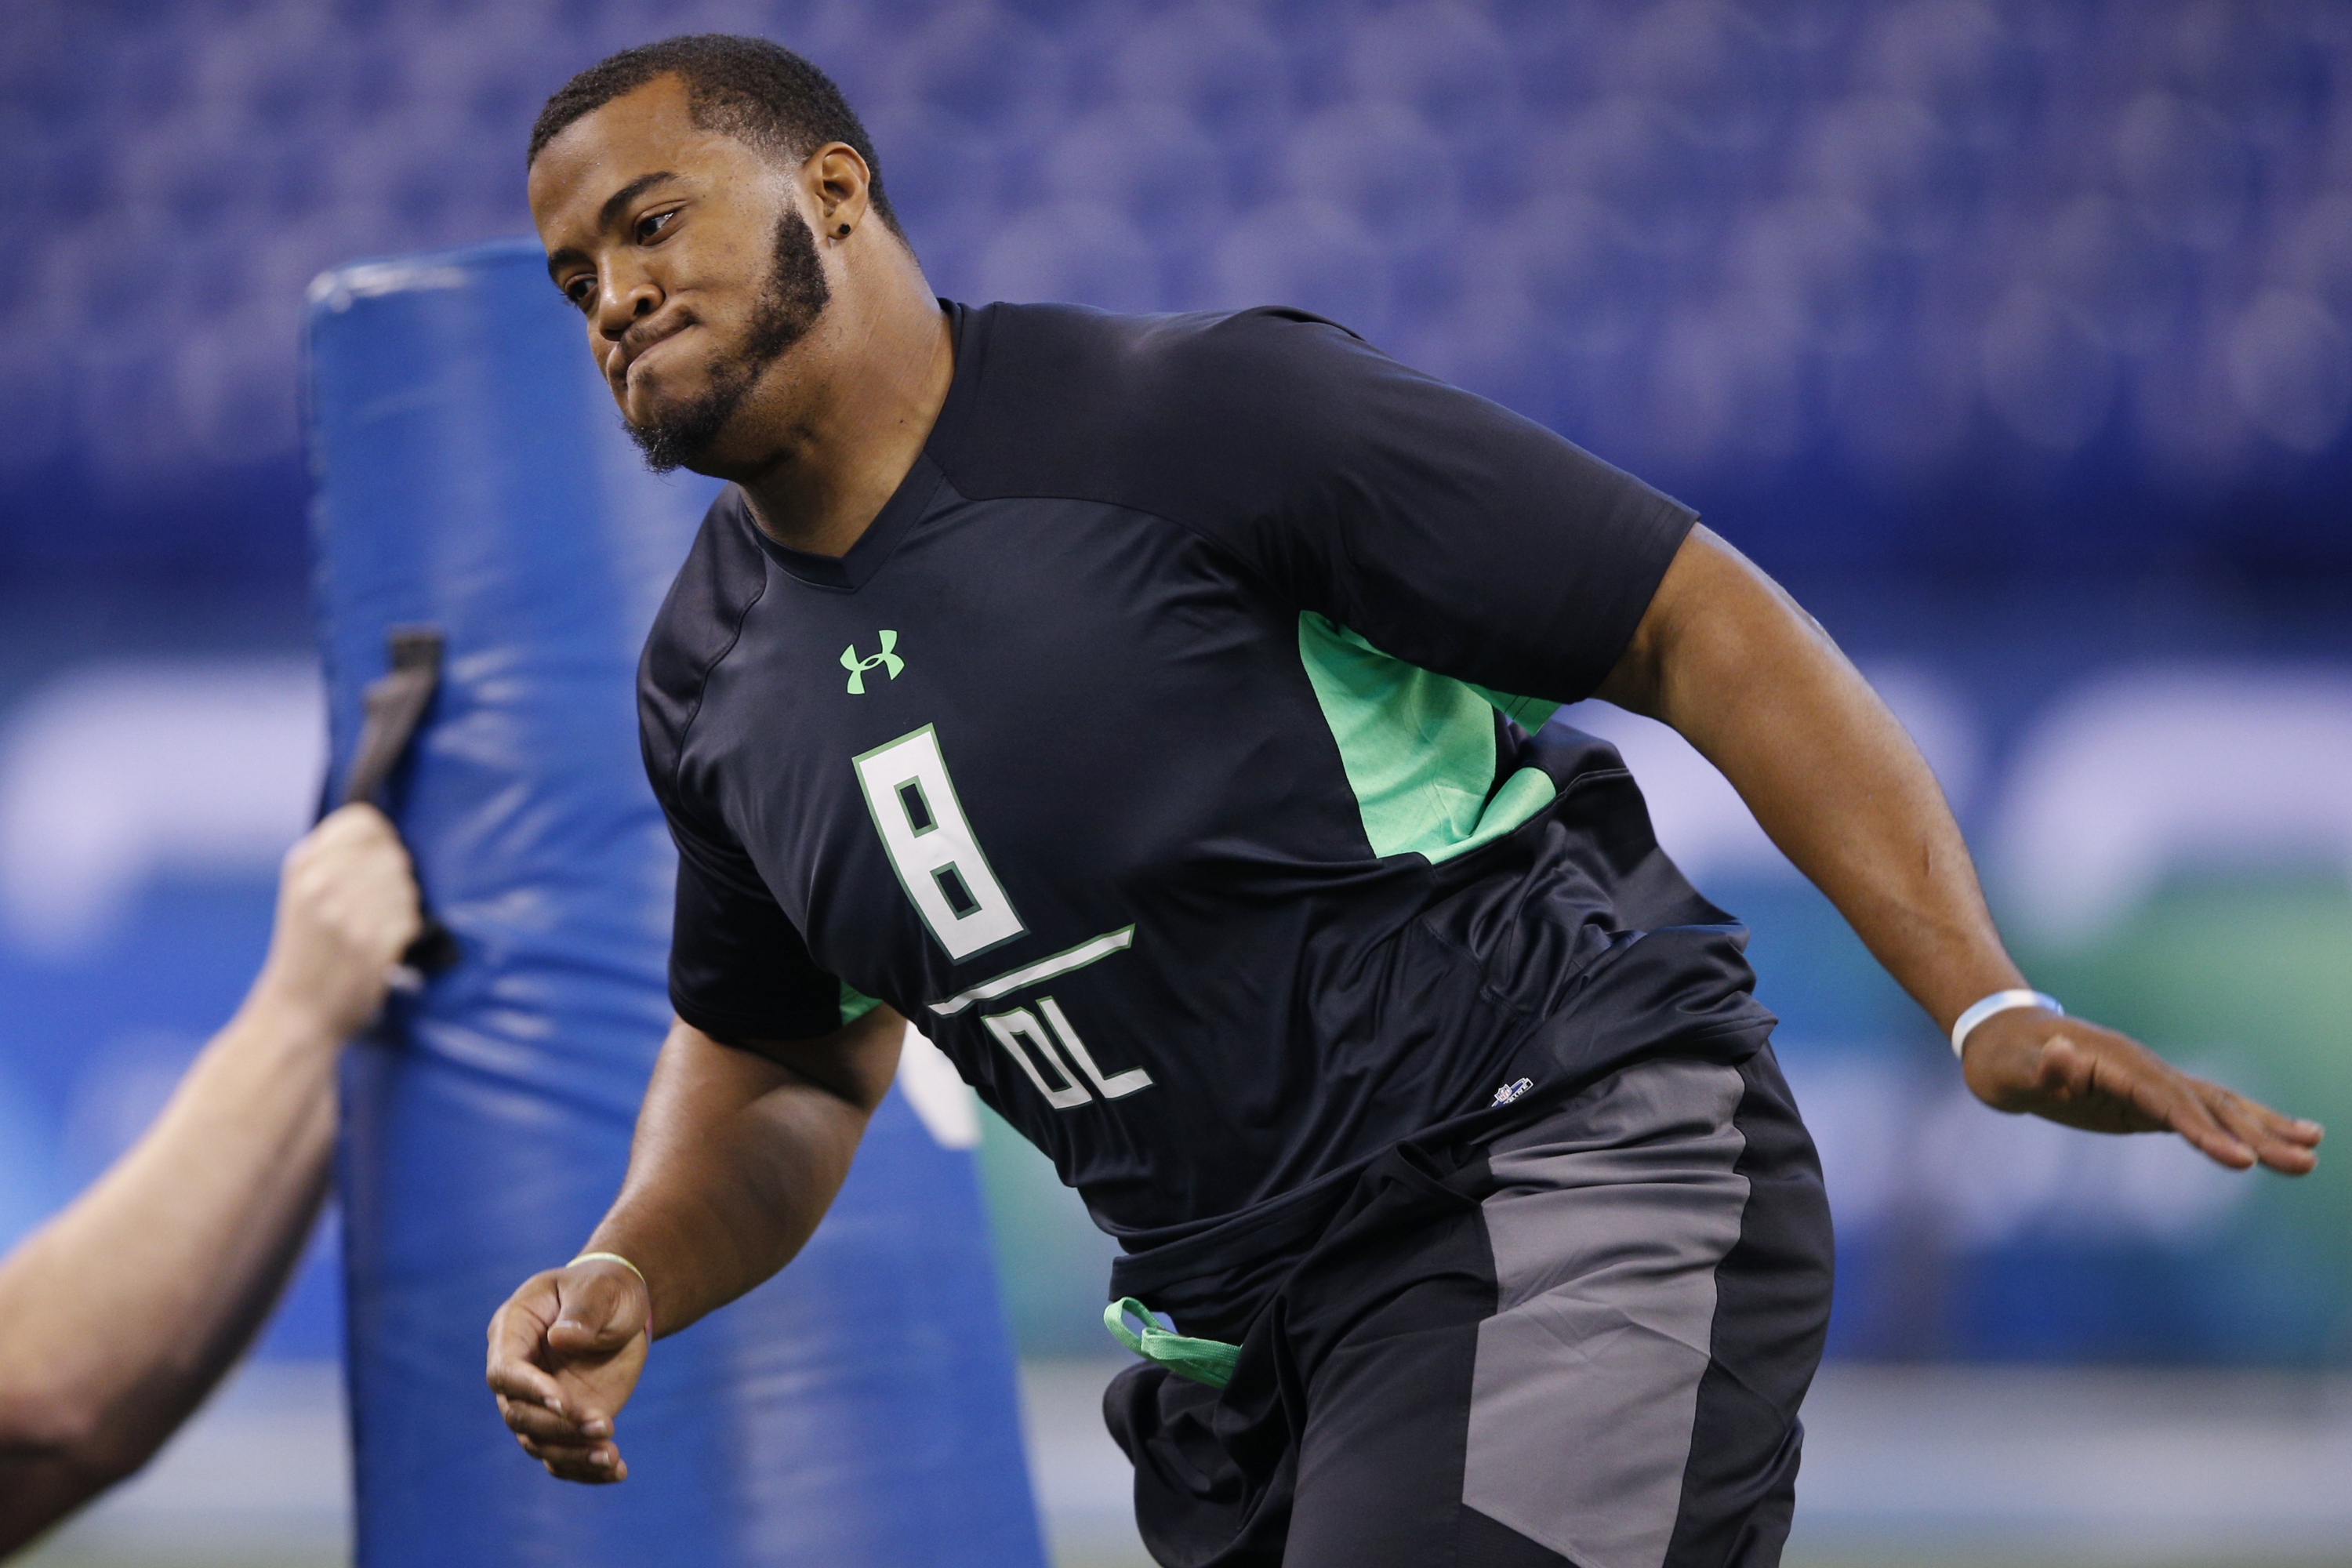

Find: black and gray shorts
1105;1047;1835;1568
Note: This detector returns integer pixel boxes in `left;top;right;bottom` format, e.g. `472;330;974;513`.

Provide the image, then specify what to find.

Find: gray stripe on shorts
1463;1057;1751;1568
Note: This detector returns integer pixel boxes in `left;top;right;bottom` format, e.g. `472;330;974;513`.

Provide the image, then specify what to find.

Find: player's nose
595;270;661;344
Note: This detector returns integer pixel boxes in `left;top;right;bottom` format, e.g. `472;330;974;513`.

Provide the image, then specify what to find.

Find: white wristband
569;1250;648;1290
1951;989;2063;1058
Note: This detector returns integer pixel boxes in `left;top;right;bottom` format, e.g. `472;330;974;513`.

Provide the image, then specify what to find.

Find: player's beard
625;205;832;474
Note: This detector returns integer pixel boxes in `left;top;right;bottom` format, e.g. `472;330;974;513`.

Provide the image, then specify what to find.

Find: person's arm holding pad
0;804;423;1553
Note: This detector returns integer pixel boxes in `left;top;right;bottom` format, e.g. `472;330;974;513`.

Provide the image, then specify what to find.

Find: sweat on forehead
528;34;900;234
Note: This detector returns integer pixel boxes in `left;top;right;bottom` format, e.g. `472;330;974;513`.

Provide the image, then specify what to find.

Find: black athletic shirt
641;303;1775;1255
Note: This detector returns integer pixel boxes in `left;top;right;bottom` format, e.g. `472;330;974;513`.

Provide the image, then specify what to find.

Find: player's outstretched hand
485;1258;651;1483
1962;1008;2321;1174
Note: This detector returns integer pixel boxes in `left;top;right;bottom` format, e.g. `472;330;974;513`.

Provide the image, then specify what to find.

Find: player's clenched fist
485;1257;651;1483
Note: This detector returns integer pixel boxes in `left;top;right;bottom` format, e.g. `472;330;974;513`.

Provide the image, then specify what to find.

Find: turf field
21;1359;2350;1566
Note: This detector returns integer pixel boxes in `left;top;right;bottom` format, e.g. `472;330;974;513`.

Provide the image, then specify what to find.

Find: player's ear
807;143;873;240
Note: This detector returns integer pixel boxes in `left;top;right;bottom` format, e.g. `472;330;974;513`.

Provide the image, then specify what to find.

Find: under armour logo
840;631;904;695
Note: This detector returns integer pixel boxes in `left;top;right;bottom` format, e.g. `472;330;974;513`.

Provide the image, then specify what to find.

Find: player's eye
561;276;594;312
635;207;679;245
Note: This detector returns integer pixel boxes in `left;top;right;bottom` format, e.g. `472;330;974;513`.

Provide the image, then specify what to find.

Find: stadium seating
7;0;2348;579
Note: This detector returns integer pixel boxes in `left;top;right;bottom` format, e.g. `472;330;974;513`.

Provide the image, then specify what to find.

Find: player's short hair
528;34;900;234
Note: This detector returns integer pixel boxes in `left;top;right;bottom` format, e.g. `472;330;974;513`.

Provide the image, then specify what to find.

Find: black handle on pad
343;627;459;975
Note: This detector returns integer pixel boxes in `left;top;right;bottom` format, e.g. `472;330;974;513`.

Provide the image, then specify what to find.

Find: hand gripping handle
340;627;458;976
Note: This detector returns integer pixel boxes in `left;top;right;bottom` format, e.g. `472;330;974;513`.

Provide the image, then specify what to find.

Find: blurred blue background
7;0;2352;588
1;2;2347;1564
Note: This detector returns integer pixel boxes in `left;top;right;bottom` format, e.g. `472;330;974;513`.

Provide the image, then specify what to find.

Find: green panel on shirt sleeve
840;982;884;1027
1296;613;1561;865
1467;684;1561;733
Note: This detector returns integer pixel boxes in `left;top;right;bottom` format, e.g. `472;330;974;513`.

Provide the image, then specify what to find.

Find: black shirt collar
745;299;978;592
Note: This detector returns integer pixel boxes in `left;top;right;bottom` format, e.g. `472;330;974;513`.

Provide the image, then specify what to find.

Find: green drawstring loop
1104;1298;1240;1389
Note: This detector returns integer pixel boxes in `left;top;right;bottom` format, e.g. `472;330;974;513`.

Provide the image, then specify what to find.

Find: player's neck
728;252;953;561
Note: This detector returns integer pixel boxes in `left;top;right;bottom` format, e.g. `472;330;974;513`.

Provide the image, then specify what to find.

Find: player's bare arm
0;804;421;1553
1596;527;2321;1175
485;1004;903;1484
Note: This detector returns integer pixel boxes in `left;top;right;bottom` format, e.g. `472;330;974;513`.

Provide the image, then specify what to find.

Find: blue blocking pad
307;240;1046;1568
